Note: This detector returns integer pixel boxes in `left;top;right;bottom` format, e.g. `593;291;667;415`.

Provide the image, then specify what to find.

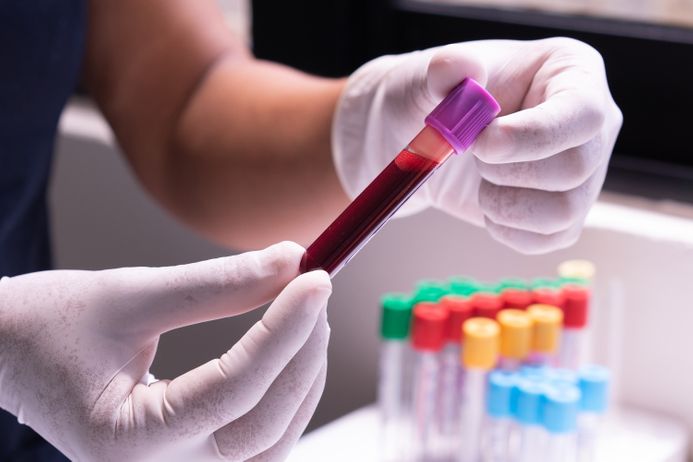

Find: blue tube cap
519;364;549;381
487;371;516;418
512;378;546;425
541;383;581;434
546;368;578;386
579;365;610;413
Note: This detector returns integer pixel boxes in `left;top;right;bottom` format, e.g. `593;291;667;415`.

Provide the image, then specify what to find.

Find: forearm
169;59;348;249
85;0;349;250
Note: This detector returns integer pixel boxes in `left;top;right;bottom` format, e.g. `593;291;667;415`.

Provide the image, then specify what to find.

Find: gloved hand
334;38;622;253
0;241;330;461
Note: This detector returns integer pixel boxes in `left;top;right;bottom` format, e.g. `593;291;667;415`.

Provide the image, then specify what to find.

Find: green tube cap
497;278;529;291
530;277;562;290
380;293;413;340
413;280;449;303
448;277;481;297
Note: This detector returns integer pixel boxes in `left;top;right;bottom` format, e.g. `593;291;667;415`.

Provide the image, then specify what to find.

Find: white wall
52;102;693;455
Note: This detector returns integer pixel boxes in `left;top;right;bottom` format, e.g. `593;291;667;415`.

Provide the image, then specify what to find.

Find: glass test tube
411;302;449;462
459;318;500;462
481;371;515;462
300;79;500;277
558;285;591;370
438;296;475;460
526;304;563;367
577;365;610;462
514;378;549;462
378;293;414;462
542;383;581;462
497;309;533;372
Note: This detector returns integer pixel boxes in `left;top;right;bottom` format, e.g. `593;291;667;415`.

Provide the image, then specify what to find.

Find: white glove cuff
332;54;410;200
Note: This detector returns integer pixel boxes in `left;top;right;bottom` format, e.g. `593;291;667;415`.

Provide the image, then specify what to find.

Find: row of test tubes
377;260;609;462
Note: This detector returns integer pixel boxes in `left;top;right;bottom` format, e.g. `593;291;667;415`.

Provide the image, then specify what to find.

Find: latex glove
0;241;330;461
334;38;622;253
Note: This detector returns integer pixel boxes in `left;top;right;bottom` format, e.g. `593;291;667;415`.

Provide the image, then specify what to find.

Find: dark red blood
300;150;440;275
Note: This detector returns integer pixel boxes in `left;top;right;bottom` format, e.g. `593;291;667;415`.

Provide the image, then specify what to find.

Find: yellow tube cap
497;309;533;360
527;304;563;354
557;260;596;283
462;317;499;370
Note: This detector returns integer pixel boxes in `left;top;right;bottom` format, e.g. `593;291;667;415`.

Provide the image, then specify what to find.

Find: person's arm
84;0;349;250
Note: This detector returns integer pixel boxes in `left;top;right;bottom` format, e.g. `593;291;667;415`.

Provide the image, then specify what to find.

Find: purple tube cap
425;78;501;154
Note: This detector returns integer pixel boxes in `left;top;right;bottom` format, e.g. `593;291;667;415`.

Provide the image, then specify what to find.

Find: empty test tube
497;309;533;371
438;296;474;459
577;365;610;462
482;371;515;462
527;304;563;367
411;302;449;461
459;318;500;462
558;285;591;370
378;293;414;462
514;378;549;462
542;383;581;462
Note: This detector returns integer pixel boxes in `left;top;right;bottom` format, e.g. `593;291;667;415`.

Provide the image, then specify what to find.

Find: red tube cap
471;293;504;319
440;295;474;342
501;288;533;310
562;285;590;328
411;302;449;351
531;288;565;309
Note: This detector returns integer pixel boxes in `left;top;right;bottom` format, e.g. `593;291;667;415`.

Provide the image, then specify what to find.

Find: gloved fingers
484;215;583;255
477;167;604;236
471;38;610;165
472;86;605;164
245;364;327;462
473;133;605;192
427;154;486;227
213;307;329;460
425;45;488;102
103;241;305;337
159;270;331;438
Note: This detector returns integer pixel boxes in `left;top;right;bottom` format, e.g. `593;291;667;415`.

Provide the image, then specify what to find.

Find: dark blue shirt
1;0;85;459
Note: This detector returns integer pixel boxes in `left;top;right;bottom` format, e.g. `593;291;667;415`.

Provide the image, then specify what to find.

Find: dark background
253;0;693;203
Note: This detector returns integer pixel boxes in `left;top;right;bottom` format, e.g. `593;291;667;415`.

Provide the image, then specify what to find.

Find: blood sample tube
471;292;504;320
411;302;449;461
459;317;500;462
558;285;591;370
526;304;563;367
438;295;474;458
378;293;414;462
497;309;533;371
300;79;500;276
